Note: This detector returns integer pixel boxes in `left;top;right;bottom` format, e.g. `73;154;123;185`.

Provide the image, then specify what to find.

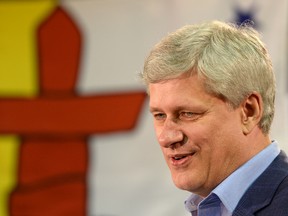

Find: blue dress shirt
185;141;280;216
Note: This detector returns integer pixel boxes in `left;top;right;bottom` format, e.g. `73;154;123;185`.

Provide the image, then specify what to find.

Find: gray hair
141;20;275;134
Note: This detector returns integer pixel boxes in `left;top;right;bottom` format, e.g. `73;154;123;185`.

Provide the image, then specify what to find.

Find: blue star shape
234;8;258;28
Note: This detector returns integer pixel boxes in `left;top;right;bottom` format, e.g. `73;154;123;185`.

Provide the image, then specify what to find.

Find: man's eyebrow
150;105;193;113
149;107;162;113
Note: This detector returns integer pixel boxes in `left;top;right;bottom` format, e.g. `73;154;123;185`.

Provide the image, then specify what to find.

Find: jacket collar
233;151;288;216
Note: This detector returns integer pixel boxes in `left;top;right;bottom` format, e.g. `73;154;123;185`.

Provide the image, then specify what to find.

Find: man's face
149;74;246;197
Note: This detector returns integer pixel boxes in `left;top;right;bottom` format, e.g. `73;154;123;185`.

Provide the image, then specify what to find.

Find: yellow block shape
0;1;57;215
0;136;19;216
0;0;57;97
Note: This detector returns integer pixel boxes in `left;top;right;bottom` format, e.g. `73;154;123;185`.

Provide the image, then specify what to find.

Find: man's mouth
170;153;195;166
173;155;187;160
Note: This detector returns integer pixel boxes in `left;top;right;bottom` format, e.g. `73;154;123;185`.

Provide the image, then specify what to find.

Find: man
141;21;288;215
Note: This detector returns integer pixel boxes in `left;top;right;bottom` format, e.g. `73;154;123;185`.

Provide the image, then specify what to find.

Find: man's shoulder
254;175;288;215
233;151;288;216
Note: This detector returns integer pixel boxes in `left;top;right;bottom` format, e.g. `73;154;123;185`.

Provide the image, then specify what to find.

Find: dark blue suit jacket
233;151;288;216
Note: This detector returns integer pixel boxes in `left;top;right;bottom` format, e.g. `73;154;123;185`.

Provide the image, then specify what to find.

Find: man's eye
154;113;166;120
180;112;195;118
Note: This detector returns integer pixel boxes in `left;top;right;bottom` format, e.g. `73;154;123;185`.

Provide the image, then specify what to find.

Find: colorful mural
0;1;146;215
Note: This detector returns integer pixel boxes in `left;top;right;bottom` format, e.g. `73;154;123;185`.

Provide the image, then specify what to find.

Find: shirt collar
213;141;280;213
185;141;280;214
185;193;202;213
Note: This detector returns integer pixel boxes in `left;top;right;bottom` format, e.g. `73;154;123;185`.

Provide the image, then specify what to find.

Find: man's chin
171;170;205;193
172;173;194;191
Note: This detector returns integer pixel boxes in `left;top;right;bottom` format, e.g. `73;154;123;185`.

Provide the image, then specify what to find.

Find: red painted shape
18;137;88;184
38;7;81;95
10;137;87;215
0;92;145;134
10;181;86;216
5;6;146;216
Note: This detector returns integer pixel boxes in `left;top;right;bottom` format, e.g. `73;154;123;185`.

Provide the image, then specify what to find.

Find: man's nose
158;120;185;148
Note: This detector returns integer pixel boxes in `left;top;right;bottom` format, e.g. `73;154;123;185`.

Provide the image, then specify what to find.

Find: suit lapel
233;151;288;216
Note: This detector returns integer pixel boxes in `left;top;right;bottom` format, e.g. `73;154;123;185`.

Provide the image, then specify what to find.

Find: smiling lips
169;152;195;166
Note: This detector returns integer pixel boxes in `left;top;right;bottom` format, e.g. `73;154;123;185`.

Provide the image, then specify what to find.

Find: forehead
149;74;213;110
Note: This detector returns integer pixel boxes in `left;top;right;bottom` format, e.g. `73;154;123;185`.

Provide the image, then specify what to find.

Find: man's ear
241;92;263;135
